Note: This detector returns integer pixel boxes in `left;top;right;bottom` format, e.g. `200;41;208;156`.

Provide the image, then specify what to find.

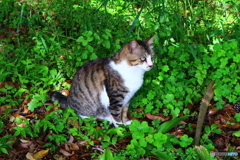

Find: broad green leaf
162;65;169;72
152;150;171;160
165;94;174;101
0;148;8;154
146;134;154;143
234;113;240;122
80;51;88;60
153;132;167;148
233;131;240;137
139;138;147;147
179;135;193;147
90;53;98;60
28;99;44;111
76;36;85;43
40;35;48;53
136;147;146;155
158;115;190;133
14;88;26;97
141;98;148;105
194;146;213;160
103;135;110;141
99;148;114;160
50;69;57;77
103;40;110;49
82;31;93;37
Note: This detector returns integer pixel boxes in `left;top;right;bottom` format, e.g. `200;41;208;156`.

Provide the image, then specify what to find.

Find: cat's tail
50;91;68;107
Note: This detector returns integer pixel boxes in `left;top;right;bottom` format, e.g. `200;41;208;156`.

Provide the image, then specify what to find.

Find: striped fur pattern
50;36;155;126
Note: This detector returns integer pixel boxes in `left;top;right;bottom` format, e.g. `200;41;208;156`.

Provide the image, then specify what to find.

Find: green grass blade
158;115;190;133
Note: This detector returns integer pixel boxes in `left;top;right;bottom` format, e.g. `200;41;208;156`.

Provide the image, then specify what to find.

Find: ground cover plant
0;0;240;159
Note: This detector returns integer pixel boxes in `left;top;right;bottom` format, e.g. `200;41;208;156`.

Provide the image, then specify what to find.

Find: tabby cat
50;36;155;127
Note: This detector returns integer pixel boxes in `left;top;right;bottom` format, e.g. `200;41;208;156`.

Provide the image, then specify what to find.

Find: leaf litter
1;80;240;159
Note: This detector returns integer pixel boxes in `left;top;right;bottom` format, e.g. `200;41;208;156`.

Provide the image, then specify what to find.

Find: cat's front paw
113;120;132;127
125;120;132;125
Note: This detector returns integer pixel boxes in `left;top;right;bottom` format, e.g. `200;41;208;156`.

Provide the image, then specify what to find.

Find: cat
50;36;155;127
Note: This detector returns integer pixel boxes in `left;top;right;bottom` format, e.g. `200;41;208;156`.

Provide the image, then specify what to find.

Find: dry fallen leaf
33;150;49;159
69;143;79;151
145;113;170;121
11;113;26;119
65;143;71;152
23;98;31;104
0;104;12;114
20;141;32;148
29;143;37;153
67;119;80;127
208;106;219;115
222;123;240;129
53;154;67;160
26;152;35;160
214;138;226;150
59;149;73;157
77;140;89;146
0;81;17;88
68;135;74;143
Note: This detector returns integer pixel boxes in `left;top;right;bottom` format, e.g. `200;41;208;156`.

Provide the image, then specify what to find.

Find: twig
194;81;215;145
92;147;105;153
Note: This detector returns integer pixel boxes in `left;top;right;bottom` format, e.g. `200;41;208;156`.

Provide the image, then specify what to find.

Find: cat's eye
140;57;146;62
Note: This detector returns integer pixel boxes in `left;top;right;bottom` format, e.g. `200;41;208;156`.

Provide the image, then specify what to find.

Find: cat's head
125;36;155;71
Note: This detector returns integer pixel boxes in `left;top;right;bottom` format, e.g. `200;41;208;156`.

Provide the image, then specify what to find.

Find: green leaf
50;69;57;77
194;146;213;160
233;131;240;137
158;115;190;133
80;51;88;60
179;135;193;147
90;53;98;60
153;132;167;148
152;150;171;160
234;113;240;122
165;94;174;101
103;135;110;141
111;136;117;144
204;126;210;133
40;35;48;53
139;138;147;147
28;99;44;111
86;45;94;52
146;134;154;143
76;36;85;43
103;40;110;49
56;123;64;132
162;65;169;72
0;148;8;154
141;98;148;105
233;54;240;63
99;148;114;160
136;146;146;155
14;88;26;97
82;31;93;37
129;121;153;139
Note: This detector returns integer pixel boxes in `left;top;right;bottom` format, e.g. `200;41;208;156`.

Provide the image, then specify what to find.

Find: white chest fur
110;60;145;106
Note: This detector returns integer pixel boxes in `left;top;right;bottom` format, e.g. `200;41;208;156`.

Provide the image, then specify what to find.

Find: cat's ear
129;40;139;54
144;36;155;46
144;36;155;51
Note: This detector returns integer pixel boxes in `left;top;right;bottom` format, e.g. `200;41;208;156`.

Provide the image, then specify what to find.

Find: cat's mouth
145;65;154;71
148;65;153;68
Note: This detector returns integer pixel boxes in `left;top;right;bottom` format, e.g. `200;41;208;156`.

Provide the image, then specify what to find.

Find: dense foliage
0;0;240;159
